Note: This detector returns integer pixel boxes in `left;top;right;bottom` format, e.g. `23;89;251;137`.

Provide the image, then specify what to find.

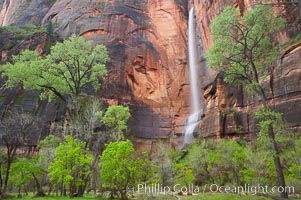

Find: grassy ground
6;193;301;200
181;193;272;200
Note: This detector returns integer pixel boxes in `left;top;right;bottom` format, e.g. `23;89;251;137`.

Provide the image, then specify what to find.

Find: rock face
0;0;300;149
0;0;53;26
0;30;66;145
192;0;301;52
192;0;301;138
0;0;191;151
201;43;301;139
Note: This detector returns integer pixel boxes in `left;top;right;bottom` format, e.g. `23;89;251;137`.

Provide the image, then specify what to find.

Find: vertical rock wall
192;0;301;139
0;0;191;151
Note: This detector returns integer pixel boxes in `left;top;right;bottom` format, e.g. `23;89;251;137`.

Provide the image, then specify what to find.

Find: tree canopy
102;105;131;141
206;5;285;95
48;135;92;196
2;35;110;101
99;140;149;200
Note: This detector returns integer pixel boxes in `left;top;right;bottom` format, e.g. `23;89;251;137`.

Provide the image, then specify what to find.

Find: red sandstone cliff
192;0;301;139
0;0;191;151
0;0;300;149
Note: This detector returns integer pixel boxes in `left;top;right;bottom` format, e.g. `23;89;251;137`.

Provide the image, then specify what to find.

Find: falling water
184;8;201;145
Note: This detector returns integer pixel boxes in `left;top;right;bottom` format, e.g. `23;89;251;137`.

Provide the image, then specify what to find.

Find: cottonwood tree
151;141;174;186
206;5;287;198
2;35;110;145
65;98;104;145
36;135;62;195
0;110;37;197
9;155;45;197
102;105;131;141
48;135;92;197
2;35;109;102
99;141;149;200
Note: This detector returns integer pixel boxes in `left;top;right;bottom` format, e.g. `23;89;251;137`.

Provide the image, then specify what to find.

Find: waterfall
183;8;202;145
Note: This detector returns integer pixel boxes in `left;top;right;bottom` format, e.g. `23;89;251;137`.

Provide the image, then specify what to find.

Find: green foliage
184;140;246;186
206;5;285;93
38;135;62;173
288;137;301;180
9;155;44;189
170;134;301;191
48;135;93;193
182;193;272;200
46;21;54;38
255;109;283;137
2;35;110;101
174;163;195;186
38;135;62;149
240;143;276;185
150;141;174;185
0;24;46;39
66;97;104;142
102;105;131;141
99;140;149;199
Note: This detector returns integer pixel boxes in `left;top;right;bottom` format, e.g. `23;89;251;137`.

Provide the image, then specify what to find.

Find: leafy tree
64;98;106;193
186;141;212;184
186;140;245;185
9;155;45;197
151;141;174;186
102;105;131;141
174;163;195;187
241;141;277;185
48;135;92;196
288;137;301;192
99;140;149;200
37;135;62;195
66;98;104;144
2;35;110;101
0;110;37;197
206;5;287;198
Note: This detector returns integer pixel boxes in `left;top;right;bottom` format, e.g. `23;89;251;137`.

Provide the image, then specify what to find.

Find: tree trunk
3;161;10;194
260;89;288;199
32;173;45;197
48;184;52;196
3;150;13;195
120;190;128;200
77;179;88;197
267;124;288;199
0;162;3;196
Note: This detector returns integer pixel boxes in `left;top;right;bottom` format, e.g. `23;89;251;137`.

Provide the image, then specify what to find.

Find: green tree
48;135;92;196
9;155;45;197
288;137;301;191
174;163;195;187
151;141;174;185
2;35;110;101
37;135;62;195
102;105;131;141
99;140;149;200
206;5;287;198
241;140;277;185
186;140;245;185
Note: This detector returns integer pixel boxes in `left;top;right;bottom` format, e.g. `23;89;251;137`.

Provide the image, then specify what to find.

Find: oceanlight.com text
207;184;295;195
